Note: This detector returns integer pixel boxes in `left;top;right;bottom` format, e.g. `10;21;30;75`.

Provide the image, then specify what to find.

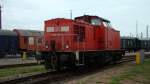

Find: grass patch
0;65;46;78
109;59;150;84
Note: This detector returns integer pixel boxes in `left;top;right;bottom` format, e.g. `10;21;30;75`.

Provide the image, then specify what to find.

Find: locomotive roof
45;18;73;22
75;15;110;23
13;29;44;37
0;30;17;36
121;36;137;39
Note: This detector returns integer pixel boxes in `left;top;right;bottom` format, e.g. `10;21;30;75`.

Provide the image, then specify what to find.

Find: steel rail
0;53;150;84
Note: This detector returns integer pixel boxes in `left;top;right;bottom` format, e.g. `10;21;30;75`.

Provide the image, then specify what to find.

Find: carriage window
91;19;101;25
74;25;85;42
28;37;34;45
38;38;42;44
123;40;126;48
145;41;146;46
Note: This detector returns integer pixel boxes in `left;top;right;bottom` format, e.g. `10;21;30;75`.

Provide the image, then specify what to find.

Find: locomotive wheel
113;54;122;61
67;53;76;70
112;53;122;64
55;55;61;71
35;52;42;60
42;53;51;70
44;60;51;70
104;53;113;65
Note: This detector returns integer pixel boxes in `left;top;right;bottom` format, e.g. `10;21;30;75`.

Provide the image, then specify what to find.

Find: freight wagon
13;29;44;56
121;37;150;52
0;29;44;58
0;30;18;57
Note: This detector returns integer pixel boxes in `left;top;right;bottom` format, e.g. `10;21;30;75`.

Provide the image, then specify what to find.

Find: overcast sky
1;0;150;36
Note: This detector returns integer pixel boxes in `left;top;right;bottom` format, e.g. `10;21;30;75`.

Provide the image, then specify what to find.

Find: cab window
91;19;101;26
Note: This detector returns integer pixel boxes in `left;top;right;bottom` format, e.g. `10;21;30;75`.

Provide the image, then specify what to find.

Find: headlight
45;45;49;49
45;41;49;49
65;44;69;48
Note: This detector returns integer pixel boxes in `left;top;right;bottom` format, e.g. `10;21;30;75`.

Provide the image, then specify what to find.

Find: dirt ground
120;76;148;84
61;62;133;84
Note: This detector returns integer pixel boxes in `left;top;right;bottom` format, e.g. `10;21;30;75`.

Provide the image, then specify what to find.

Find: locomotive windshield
91;18;101;26
103;21;112;28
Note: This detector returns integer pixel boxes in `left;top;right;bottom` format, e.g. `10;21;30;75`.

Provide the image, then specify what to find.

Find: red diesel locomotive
42;15;123;70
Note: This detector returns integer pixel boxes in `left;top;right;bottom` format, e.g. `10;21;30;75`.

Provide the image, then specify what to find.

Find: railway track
0;54;150;84
0;62;40;69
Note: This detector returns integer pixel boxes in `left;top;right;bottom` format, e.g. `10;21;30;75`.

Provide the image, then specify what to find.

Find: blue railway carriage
0;30;19;57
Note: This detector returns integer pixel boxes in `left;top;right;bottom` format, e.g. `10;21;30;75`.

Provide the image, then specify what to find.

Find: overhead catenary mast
141;32;143;38
70;10;72;19
146;25;149;38
136;21;138;38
